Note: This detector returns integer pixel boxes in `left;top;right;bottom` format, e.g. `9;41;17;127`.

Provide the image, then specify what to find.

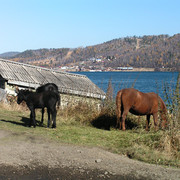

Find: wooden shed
0;58;106;106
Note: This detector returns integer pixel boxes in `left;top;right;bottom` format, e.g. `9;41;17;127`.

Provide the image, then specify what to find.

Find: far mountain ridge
1;34;180;71
0;51;20;58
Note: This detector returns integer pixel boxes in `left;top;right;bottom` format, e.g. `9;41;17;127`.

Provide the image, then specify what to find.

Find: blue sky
0;0;180;53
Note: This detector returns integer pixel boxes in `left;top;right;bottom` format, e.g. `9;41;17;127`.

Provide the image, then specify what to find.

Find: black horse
16;89;60;128
36;83;60;125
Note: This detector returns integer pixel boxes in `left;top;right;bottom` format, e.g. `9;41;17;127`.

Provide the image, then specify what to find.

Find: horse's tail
116;90;122;129
55;92;60;109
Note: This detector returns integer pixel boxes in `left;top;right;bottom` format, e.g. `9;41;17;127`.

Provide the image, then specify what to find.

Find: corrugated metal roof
0;59;106;99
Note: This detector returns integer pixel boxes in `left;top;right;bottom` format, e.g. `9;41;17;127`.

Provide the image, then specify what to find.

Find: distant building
117;67;133;70
96;58;102;62
60;66;68;70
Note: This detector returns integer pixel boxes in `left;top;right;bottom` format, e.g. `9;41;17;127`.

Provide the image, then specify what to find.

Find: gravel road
0;130;180;180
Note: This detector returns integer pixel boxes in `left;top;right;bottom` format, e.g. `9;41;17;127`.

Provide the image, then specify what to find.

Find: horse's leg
29;111;32;127
47;108;51;128
116;106;122;129
31;108;36;128
40;108;44;125
32;109;36;128
153;113;159;131
119;116;122;130
146;115;151;131
121;108;129;131
52;107;57;128
116;92;122;129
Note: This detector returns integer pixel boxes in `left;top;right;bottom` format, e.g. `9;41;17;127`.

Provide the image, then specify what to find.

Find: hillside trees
7;34;180;71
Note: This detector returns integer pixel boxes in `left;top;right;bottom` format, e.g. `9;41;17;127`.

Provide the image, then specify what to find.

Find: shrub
160;72;180;160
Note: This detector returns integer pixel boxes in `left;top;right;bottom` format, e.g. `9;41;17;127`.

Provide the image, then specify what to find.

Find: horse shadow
91;114;138;131
0;117;42;127
0;117;28;127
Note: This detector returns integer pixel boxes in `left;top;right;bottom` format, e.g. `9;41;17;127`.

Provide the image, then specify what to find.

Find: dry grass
57;102;100;125
0;101;26;112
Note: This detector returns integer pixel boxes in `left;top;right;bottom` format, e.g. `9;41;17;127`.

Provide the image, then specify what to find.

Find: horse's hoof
52;125;56;128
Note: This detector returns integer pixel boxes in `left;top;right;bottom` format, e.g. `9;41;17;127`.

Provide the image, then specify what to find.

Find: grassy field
0;101;179;168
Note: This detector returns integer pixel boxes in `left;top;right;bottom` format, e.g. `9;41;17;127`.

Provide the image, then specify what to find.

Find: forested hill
3;34;180;71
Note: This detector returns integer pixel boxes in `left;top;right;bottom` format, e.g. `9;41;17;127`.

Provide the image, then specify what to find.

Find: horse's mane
20;89;33;95
36;86;44;92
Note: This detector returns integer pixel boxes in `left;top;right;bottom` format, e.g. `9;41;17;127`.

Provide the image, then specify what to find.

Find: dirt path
0;130;180;180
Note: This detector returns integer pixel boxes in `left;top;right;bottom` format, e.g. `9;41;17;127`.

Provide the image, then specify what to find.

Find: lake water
73;71;179;100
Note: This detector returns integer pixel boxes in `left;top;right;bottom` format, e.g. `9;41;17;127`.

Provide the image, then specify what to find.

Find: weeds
161;72;180;161
57;102;100;125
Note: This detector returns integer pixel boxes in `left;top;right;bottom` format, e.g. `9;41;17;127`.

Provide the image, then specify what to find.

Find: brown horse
116;88;167;131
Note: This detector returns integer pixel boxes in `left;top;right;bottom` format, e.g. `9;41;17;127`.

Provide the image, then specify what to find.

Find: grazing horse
116;88;167;131
16;89;60;128
36;83;60;125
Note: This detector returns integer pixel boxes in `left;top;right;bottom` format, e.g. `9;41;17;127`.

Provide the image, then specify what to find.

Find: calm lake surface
73;71;179;100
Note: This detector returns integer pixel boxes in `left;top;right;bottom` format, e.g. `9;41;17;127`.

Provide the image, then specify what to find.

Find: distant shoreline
68;67;179;72
115;68;155;72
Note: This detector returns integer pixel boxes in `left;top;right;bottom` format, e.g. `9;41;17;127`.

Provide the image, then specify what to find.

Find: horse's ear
15;86;19;93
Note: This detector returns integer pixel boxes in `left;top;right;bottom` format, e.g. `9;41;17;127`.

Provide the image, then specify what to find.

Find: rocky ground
0;130;180;180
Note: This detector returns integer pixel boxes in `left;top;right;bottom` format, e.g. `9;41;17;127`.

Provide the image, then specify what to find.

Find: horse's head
16;89;32;104
158;97;168;129
15;87;22;104
17;90;25;104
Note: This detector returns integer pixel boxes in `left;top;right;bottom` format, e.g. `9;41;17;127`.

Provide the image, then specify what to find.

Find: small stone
99;174;105;178
95;159;102;163
77;150;82;153
79;169;85;173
